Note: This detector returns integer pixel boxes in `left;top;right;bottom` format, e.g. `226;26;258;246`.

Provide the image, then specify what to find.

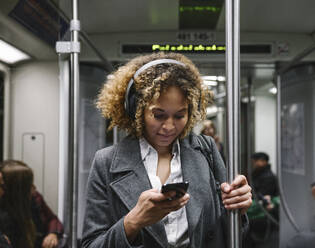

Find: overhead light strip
0;39;31;64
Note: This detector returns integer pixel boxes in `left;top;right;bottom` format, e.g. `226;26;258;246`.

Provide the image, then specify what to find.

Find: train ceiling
0;0;314;61
70;0;315;34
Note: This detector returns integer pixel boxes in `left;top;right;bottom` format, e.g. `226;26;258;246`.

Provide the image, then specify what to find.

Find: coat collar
109;135;143;173
109;134;202;173
109;134;210;247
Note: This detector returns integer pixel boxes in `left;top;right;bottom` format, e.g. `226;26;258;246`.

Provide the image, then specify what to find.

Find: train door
278;63;315;247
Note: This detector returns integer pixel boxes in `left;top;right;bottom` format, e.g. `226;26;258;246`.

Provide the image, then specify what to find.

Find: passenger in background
245;152;280;248
200;119;225;163
0;160;64;248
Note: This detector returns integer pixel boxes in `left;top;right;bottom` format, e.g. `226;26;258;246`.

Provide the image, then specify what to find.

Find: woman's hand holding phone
124;187;190;242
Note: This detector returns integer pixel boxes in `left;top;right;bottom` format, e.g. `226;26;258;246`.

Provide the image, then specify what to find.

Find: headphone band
133;59;186;79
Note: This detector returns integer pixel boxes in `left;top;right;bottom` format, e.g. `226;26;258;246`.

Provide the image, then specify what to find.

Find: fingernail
224;186;229;191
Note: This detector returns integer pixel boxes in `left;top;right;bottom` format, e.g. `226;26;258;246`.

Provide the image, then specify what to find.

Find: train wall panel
22;133;45;194
10;61;59;213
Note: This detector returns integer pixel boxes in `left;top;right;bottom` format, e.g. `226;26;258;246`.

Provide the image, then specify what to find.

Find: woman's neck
156;145;172;157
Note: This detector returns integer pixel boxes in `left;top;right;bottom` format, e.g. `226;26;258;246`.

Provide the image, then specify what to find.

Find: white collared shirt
139;138;189;247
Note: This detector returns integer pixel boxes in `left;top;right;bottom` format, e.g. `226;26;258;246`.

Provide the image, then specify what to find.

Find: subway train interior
0;0;315;247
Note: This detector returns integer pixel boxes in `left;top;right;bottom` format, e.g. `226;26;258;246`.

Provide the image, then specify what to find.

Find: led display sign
179;0;223;29
122;44;272;55
179;6;221;12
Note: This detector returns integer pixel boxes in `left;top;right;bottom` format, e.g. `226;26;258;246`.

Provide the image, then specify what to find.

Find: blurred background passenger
200;119;225;162
245;152;280;248
0;160;64;248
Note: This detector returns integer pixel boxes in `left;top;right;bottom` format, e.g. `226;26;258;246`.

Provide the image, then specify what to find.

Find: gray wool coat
82;133;237;248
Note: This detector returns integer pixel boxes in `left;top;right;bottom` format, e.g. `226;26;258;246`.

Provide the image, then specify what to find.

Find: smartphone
161;181;189;200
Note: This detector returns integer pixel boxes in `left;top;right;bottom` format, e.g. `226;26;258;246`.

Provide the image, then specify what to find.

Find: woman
0;163;36;248
0;160;64;248
82;52;252;248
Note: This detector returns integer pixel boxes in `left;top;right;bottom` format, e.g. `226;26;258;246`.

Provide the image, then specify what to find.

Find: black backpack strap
196;134;224;198
196;134;215;178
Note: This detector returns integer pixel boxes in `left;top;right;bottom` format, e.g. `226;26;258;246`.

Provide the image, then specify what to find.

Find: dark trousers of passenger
244;220;279;248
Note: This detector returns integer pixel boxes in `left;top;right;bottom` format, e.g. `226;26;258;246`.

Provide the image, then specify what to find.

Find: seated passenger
0;163;36;248
0;160;64;248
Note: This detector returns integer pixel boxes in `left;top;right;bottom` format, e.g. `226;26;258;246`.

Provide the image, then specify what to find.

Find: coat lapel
109;136;168;248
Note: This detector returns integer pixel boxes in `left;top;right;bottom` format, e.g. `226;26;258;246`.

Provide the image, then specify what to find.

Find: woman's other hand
124;188;189;242
42;233;58;248
221;175;252;214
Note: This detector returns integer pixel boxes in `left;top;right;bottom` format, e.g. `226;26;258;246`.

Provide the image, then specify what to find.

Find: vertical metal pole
71;0;80;247
246;77;253;185
225;0;240;247
58;59;70;226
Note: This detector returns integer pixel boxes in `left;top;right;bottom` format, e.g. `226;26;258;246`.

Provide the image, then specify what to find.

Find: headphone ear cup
128;85;137;119
124;79;138;119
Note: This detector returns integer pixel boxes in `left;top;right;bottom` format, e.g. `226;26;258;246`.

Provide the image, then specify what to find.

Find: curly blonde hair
97;52;213;138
